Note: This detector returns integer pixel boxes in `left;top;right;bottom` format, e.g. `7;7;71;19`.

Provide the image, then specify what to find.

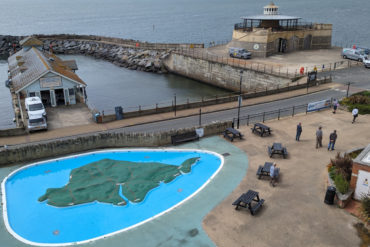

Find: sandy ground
203;109;370;247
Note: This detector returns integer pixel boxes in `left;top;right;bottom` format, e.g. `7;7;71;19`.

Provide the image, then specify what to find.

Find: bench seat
250;199;265;215
171;131;199;145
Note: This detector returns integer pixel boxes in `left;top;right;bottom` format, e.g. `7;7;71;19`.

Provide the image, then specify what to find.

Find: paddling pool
2;149;223;246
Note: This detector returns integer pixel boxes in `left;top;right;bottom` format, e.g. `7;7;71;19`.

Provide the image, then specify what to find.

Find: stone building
350;145;370;200
7;36;87;107
229;2;332;57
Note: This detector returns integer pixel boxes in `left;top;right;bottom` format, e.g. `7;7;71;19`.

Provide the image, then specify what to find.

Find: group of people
315;126;338;150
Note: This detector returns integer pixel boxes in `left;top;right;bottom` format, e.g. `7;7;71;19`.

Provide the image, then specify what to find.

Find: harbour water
0;0;369;128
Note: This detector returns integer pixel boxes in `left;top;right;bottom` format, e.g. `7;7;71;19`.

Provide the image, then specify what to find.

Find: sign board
195;128;204;138
40;76;62;88
307;99;331;112
354;170;370;200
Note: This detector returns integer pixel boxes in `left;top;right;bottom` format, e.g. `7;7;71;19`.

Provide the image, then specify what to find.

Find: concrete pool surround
2;148;224;246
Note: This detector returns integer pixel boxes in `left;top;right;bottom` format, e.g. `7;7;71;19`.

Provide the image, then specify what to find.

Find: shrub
330;153;353;181
334;173;349;194
361;196;370;220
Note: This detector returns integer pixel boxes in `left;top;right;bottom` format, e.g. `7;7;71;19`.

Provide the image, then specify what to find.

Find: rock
145;61;152;68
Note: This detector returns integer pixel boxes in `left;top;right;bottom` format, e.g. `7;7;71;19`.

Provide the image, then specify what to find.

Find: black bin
115;106;123;120
324;186;336;205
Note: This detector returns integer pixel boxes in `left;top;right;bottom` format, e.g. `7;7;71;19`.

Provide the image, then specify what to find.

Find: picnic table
232;190;265;215
268;142;288;158
256;162;280;180
223;127;243;142
256;162;273;179
251;123;272;137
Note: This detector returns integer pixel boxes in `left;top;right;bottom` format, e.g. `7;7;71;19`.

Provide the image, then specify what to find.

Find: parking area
207;45;355;73
46;103;94;130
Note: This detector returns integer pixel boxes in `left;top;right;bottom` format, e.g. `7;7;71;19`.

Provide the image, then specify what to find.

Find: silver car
342;48;367;62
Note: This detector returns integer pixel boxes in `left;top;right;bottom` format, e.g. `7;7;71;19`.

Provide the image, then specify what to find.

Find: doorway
40;90;51;107
304;35;312;49
278;38;287;53
55;89;65;105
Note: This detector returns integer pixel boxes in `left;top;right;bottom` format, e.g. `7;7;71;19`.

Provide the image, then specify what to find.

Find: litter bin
324;186;336;205
94;113;100;123
115;106;123;120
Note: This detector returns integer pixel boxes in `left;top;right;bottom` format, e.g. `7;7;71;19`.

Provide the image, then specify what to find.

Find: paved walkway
203;109;370;247
0;82;339;146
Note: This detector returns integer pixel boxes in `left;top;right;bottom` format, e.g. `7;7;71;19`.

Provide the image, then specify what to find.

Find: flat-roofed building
230;2;332;57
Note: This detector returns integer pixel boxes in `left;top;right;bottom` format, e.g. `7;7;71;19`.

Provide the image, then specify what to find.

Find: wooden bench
250;199;265;215
251;123;272;137
171;131;199;145
223;127;243;142
268;146;273;157
256;162;273;179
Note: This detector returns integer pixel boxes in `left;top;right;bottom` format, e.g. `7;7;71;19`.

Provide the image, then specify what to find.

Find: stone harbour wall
0;121;231;166
163;53;292;92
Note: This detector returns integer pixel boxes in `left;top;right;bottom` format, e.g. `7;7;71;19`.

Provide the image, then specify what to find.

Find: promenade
0;82;340;146
204;109;370;247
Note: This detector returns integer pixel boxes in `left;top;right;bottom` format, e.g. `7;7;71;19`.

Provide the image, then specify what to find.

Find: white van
25;97;48;132
341;48;368;62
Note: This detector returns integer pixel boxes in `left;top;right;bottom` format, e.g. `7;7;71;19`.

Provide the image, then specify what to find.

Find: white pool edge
1;148;224;246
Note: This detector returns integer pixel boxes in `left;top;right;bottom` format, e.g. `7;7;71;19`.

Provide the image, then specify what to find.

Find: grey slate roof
8;48;86;93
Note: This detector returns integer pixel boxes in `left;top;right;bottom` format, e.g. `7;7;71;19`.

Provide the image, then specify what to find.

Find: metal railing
232;103;315;127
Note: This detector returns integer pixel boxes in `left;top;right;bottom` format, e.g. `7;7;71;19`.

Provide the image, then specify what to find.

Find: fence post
263;112;265;123
247;115;250;126
292;106;295;116
156;103;158;112
139;105;141;112
278;109;280;120
264;64;266;73
199;108;202;126
306;104;308;114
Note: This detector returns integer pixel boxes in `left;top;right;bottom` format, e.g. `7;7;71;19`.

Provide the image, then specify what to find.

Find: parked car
229;47;252;59
25;96;47;119
356;46;370;55
341;48;368;62
363;57;370;68
27;117;48;132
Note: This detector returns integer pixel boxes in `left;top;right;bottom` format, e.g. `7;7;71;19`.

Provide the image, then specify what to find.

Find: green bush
330;153;353;181
329;166;336;180
361;196;370;220
341;90;370;114
334;174;349;194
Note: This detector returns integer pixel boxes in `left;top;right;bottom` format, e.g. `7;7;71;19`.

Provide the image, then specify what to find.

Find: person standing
352;108;359;123
328;130;337;151
270;163;277;187
316;126;323;148
296;122;302;141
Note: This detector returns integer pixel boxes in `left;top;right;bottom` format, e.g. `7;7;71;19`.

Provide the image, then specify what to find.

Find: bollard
263;112;265;123
278;109;280;120
292;106;295;117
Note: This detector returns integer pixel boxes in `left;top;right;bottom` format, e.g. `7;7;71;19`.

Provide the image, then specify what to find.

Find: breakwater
0;34;204;73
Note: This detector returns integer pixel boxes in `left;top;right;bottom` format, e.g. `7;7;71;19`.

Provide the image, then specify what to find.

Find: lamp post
346;82;351;98
174;93;177;116
237;70;243;129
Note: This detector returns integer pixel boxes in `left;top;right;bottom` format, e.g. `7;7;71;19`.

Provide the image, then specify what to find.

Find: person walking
296;122;302;141
352;108;359;123
316;126;323;148
332;100;338;114
328;130;337;151
270;163;277;187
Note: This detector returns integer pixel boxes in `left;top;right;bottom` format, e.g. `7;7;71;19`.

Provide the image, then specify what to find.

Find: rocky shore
43;39;170;73
0;35;176;73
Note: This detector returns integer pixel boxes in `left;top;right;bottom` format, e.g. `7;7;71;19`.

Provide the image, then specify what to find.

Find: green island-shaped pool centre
38;157;199;207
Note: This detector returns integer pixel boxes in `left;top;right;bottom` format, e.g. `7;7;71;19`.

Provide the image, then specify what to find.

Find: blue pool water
2;149;223;245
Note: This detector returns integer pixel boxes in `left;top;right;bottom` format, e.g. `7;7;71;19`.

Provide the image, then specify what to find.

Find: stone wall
163;53;292;92
0;121;231;166
0;127;26;137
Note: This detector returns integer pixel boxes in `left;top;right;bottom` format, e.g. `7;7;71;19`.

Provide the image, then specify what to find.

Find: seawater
3;149;222;245
0;0;369;46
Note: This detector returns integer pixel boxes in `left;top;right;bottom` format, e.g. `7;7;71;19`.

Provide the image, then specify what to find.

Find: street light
237;70;243;129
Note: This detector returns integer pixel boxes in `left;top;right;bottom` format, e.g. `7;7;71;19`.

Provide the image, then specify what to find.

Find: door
64;88;70;105
304;35;312;49
278;38;287;53
354;170;370;200
50;90;56;107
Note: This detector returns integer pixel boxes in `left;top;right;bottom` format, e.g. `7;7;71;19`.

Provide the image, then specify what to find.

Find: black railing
232;103;314;127
234;21;313;32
